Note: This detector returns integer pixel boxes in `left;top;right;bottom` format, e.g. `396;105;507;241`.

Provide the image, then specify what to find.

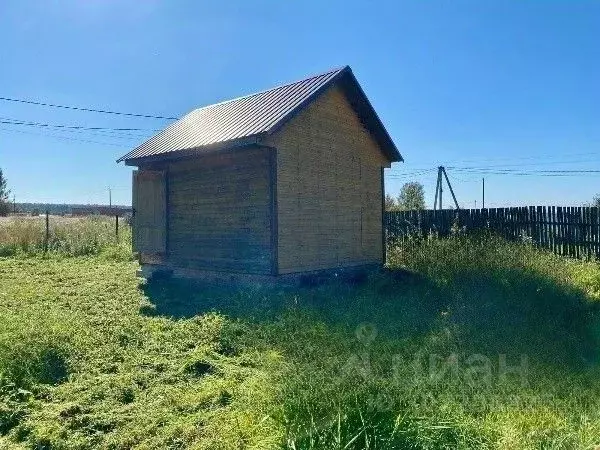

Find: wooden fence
384;206;600;259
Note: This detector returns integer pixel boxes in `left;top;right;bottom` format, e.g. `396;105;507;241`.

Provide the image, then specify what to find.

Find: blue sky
0;0;598;207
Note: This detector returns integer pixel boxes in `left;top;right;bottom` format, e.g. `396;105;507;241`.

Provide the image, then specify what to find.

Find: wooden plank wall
132;170;166;256
385;207;600;259
166;147;274;274
265;84;390;274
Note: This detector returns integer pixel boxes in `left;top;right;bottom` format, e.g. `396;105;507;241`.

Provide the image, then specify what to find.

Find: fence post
44;210;49;253
115;214;119;243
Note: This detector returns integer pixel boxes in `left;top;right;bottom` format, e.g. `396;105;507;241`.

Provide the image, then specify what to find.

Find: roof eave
119;136;264;166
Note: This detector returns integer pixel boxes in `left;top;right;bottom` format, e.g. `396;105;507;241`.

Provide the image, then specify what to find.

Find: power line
399;158;600;173
450;167;600;175
446;158;600;168
413;150;600;167
0;121;150;141
0;117;160;133
463;173;599;177
450;167;600;173
386;168;435;178
0;96;179;120
390;165;600;179
0;127;128;147
388;162;599;207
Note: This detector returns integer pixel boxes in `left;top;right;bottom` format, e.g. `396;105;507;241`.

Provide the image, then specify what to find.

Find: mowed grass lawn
1;235;600;449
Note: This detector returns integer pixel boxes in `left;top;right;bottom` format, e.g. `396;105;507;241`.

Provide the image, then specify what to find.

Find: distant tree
385;194;397;211
593;195;600;208
0;168;10;216
397;182;425;211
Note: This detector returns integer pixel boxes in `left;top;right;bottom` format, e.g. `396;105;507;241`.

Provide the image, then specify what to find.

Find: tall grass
1;234;600;448
259;234;600;449
0;216;132;258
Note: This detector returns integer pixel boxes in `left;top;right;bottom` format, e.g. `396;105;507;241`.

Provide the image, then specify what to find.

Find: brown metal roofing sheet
117;66;402;163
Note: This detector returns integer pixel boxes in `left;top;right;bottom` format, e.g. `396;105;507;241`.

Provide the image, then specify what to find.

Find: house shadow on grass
136;254;600;450
139;268;445;335
442;267;600;369
139;264;600;371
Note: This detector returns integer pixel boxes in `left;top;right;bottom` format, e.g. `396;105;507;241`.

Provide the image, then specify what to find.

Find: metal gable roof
117;66;402;164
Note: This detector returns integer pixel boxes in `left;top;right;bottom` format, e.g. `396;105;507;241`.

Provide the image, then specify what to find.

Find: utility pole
434;167;442;210
108;186;112;210
482;178;485;209
433;166;460;210
441;167;459;209
438;167;443;210
12;195;15;214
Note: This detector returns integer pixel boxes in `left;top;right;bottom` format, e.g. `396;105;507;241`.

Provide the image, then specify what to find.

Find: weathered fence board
385;206;600;260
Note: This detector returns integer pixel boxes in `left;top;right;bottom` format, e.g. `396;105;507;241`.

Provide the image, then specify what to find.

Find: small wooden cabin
117;66;402;279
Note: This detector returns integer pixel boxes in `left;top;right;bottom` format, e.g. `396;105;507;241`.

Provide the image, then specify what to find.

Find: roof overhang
120;137;265;166
117;66;403;165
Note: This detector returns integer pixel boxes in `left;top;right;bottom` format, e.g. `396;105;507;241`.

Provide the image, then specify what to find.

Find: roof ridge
191;66;349;113
117;64;402;164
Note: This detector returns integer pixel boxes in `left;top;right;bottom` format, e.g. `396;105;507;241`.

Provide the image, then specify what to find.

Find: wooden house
117;66;402;280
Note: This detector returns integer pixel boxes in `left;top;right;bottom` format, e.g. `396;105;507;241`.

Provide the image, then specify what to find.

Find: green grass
0;216;132;258
1;234;600;448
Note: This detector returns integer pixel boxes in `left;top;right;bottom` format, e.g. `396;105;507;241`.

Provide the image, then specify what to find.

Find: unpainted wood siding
165;147;274;274
132;170;167;257
265;85;389;274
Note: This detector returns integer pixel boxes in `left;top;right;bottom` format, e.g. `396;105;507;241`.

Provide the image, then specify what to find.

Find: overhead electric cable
450;167;600;174
0;117;159;132
0;96;179;120
0;127;128;147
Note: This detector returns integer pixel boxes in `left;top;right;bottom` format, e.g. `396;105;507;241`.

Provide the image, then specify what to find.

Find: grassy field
0;216;131;258
1;233;600;448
